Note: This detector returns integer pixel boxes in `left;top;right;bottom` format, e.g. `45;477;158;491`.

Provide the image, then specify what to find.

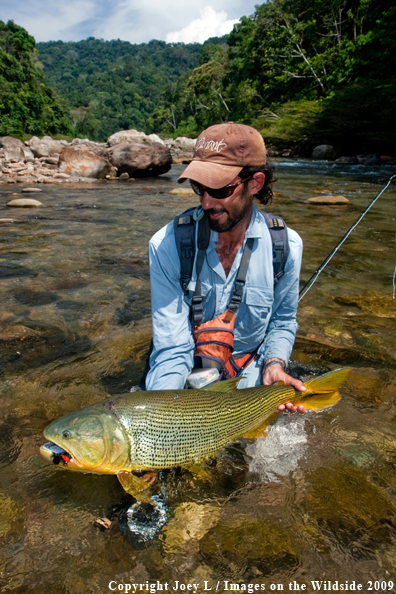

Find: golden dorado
40;368;349;500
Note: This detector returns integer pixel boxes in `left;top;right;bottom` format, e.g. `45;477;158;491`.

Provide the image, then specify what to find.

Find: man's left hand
262;362;306;414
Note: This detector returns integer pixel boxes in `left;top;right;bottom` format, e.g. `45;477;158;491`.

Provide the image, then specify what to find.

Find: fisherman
145;122;306;411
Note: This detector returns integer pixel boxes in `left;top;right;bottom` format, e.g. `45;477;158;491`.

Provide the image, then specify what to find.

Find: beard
205;189;252;233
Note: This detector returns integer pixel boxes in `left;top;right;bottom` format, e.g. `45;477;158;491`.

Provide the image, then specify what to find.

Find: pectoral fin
117;471;158;503
185;464;210;481
241;412;278;439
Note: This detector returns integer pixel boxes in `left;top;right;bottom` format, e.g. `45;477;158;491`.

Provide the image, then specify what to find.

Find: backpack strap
228;237;254;312
174;206;210;294
174;207;196;295
262;212;289;285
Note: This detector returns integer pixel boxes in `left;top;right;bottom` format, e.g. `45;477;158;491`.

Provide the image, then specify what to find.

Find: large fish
40;368;349;500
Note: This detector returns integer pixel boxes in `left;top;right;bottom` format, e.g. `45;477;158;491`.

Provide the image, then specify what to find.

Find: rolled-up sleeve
258;228;303;366
145;225;195;390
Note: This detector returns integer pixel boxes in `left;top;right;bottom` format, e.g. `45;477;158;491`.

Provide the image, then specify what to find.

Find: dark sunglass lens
209;186;233;199
190;180;205;196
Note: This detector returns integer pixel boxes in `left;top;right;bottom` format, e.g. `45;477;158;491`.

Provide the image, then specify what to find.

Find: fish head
40;404;130;474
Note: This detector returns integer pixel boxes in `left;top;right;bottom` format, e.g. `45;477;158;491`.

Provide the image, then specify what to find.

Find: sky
1;1;258;45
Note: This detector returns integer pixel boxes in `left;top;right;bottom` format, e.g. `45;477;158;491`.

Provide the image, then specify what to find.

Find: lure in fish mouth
40;442;73;467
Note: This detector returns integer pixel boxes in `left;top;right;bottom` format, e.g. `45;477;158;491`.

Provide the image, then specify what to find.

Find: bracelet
264;360;286;372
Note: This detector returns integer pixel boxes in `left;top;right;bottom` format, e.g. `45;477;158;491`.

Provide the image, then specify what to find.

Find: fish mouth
40;442;72;467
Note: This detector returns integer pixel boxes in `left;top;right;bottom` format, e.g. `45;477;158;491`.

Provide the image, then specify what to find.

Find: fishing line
299;174;396;302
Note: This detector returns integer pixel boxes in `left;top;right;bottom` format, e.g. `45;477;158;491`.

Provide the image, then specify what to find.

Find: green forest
1;0;395;153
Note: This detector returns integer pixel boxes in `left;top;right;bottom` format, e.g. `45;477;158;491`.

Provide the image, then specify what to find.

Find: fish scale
109;384;299;468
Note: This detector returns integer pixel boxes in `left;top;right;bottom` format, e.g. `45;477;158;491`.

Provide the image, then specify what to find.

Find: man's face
200;177;253;233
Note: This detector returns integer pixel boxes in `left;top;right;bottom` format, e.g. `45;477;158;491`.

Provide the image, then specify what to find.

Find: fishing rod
235;174;396;379
298;174;396;302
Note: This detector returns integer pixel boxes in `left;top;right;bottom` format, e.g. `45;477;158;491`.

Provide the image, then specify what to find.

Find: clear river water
0;161;396;593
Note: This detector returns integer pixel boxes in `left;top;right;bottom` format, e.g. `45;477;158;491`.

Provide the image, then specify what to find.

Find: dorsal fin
204;377;243;393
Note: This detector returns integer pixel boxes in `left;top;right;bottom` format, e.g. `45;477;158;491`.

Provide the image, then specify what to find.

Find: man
145;122;306;410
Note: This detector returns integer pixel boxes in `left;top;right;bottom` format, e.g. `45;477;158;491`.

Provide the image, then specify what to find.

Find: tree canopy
161;0;396;153
0;20;73;138
36;37;222;141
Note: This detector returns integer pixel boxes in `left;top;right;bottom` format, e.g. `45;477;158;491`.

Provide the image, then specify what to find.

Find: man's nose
200;191;219;210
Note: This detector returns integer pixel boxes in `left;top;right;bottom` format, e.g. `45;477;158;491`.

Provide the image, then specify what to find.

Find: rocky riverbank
1;133;394;187
0;131;196;185
269;143;396;165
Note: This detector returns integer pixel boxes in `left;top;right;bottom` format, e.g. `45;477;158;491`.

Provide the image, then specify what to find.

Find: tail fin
304;368;351;395
294;368;351;412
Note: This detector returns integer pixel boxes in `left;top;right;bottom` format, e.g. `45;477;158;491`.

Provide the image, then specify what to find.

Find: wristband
264;360;286;372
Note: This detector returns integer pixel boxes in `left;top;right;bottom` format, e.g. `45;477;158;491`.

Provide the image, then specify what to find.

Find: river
0;161;396;592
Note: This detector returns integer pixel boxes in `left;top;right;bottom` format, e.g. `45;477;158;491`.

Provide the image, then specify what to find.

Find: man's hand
262;361;306;414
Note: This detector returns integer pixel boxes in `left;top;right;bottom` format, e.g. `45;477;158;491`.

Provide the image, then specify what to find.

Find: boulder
312;145;337;160
28;136;64;158
0;136;25;162
107;129;148;147
148;134;165;146
356;154;381;166
106;141;172;178
70;138;107;156
173;137;196;150
306;195;350;205
335;156;358;164
380;155;396;164
172;151;194;164
59;147;117;178
22;146;35;163
44;156;60;165
7;198;43;207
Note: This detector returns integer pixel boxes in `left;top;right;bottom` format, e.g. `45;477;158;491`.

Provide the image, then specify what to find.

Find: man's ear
251;172;265;194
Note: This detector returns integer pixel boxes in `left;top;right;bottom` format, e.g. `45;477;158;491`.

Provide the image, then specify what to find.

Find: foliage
164;0;396;152
0;20;73;138
36;37;216;141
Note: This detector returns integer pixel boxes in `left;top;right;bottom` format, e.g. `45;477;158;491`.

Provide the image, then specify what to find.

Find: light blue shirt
146;204;303;390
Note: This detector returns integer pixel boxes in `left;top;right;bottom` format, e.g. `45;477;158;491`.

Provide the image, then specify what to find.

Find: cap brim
178;161;243;189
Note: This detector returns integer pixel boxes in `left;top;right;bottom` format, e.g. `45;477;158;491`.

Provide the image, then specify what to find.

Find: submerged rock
334;291;396;318
335;156;358;164
306;195;349;204
7;198;43;207
168;187;195;195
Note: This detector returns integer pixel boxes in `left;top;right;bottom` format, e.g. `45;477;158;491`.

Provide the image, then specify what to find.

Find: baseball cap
178;122;267;188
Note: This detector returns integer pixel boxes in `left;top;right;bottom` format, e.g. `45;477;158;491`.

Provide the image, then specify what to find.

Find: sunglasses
190;175;254;200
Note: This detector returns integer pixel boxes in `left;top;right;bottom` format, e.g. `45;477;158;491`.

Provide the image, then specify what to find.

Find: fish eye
62;431;71;438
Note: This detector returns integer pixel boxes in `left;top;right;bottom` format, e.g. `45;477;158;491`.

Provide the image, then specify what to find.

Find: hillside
0;20;73;138
36;37;225;142
161;0;396;154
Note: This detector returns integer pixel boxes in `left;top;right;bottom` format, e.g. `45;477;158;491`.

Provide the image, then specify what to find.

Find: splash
246;415;308;482
123;496;168;545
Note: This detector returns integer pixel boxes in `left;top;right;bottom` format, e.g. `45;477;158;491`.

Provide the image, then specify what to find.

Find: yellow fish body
40;368;349;499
